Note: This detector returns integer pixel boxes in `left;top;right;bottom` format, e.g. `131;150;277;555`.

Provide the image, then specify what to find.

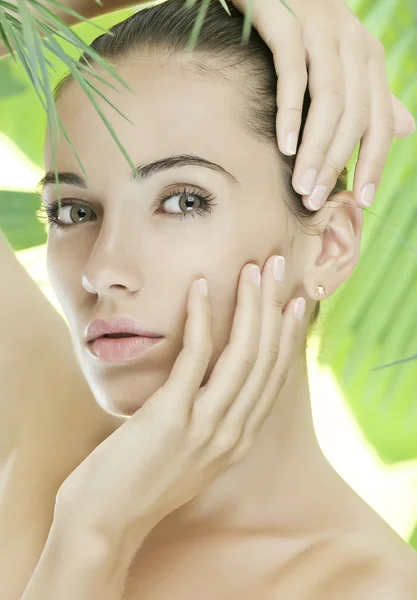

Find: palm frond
0;0;293;191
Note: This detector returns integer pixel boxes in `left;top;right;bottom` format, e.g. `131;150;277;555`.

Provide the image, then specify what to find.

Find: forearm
20;517;151;600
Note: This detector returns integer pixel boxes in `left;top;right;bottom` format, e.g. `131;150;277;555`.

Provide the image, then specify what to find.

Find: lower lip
87;336;163;362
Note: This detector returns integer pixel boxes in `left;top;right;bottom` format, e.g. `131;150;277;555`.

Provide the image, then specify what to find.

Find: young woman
0;1;415;599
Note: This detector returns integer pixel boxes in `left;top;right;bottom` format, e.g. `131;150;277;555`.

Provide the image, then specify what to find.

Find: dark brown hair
54;0;348;331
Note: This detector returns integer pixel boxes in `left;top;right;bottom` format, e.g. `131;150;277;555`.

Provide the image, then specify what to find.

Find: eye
36;185;218;231
36;200;96;231
157;187;217;220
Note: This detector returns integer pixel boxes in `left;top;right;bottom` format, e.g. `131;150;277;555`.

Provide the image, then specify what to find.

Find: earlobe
303;191;363;301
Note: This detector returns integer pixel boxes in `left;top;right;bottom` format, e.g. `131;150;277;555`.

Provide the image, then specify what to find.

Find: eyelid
44;181;213;206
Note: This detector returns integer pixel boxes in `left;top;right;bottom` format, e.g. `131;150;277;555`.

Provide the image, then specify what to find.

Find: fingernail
307;185;328;210
294;297;306;323
197;278;208;296
249;265;261;288
360;183;375;207
299;169;317;195
285;132;298;155
273;256;285;283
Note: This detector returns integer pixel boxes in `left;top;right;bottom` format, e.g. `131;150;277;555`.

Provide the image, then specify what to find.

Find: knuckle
280;64;308;85
344;17;363;39
324;163;340;179
274;364;290;389
371;38;385;59
190;423;215;448
321;81;345;108
268;340;281;368
55;477;79;510
312;141;329;159
373;161;385;175
350;104;369;132
242;341;259;368
280;106;303;116
281;365;290;383
271;295;285;310
213;428;240;455
381;113;396;136
160;415;184;437
191;343;213;363
231;436;254;463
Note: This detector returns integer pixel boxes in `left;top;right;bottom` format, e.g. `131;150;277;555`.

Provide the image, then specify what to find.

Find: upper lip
86;316;164;343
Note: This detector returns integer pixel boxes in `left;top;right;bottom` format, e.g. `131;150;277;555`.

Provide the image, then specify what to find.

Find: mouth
100;333;142;339
85;316;164;344
86;334;164;362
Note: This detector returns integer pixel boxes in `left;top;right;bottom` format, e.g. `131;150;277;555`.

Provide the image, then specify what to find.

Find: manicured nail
273;256;285;283
360;183;375;207
299;169;317;195
197;278;208;296
307;185;328;210
294;297;306;322
249;265;261;287
285;132;298;155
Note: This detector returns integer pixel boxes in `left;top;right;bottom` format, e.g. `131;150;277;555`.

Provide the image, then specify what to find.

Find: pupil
72;206;87;222
181;193;197;211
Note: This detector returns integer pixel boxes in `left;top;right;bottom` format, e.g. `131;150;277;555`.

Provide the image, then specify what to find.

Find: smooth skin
26;43;417;599
231;0;416;210
3;2;412;600
0;0;415;211
56;260;303;544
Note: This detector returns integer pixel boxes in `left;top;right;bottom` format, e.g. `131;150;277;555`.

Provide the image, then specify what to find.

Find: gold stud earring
315;285;326;296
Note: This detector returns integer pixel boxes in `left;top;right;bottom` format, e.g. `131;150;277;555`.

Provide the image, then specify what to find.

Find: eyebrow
37;153;239;192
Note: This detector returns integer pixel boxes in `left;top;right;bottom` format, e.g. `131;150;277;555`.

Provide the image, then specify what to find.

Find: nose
82;266;142;295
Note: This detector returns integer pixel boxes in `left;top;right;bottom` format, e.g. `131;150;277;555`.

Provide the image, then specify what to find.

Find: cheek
46;242;79;319
46;243;61;299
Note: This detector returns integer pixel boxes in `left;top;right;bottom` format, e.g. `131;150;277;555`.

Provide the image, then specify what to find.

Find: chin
85;367;171;418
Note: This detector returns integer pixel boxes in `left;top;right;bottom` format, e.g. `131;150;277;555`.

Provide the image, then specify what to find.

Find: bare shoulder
312;532;417;600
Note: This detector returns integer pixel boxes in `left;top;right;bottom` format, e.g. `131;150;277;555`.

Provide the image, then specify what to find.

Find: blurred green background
0;0;416;549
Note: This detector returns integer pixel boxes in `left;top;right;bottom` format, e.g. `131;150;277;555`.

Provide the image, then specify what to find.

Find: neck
155;352;349;540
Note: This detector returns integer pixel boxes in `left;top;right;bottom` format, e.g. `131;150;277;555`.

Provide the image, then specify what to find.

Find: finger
219;255;285;431
272;23;308;156
352;41;396;209
247;297;304;436
232;0;307;156
302;29;369;210
233;297;305;462
391;92;416;139
192;263;262;428
291;37;344;199
162;278;213;421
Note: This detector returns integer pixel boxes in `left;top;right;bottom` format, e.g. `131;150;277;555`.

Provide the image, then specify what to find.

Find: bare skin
1;0;417;597
35;54;417;596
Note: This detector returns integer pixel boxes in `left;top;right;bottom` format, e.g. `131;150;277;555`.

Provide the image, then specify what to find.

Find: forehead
44;56;265;190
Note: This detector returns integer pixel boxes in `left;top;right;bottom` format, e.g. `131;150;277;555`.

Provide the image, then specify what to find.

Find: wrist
21;519;128;600
49;516;123;569
52;500;158;564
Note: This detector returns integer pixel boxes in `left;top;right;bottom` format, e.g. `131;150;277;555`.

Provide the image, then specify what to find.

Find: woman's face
42;55;318;417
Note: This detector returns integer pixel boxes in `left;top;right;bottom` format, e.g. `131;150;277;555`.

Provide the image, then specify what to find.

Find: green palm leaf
0;0;294;209
1;0;417;549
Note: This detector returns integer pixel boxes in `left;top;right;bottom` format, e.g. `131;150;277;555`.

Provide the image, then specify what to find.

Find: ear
302;191;364;301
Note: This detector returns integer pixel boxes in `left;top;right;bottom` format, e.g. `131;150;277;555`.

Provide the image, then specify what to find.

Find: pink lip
86;316;163;343
87;335;163;362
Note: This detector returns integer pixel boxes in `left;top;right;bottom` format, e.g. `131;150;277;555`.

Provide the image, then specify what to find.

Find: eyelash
36;185;218;231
